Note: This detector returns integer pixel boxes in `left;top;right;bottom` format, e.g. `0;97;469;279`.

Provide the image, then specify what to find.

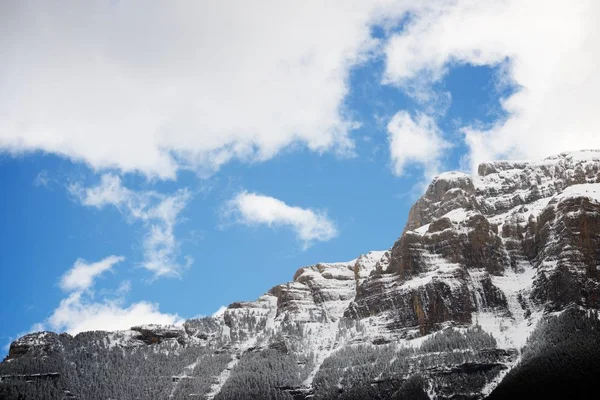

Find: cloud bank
2;1;599;181
0;0;411;179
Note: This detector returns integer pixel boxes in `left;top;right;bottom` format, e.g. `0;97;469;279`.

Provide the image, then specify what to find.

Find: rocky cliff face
3;150;600;400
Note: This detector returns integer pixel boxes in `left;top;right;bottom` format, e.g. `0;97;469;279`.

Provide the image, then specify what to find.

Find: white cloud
75;174;137;211
384;0;600;171
70;174;191;278
59;255;124;292
116;280;132;296
0;1;413;179
5;1;592;182
33;256;183;335
387;110;449;177
226;192;338;246
44;292;182;335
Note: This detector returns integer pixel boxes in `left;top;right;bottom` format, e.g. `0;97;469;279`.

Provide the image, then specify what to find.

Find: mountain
3;150;600;399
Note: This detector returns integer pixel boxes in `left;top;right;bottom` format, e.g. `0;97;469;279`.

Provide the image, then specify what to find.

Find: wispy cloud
225;191;338;247
33;170;50;188
59;255;124;292
69;174;192;278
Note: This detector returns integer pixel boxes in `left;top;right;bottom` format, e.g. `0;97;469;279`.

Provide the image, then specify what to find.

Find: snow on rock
556;183;600;203
7;332;65;360
435;171;472;182
130;324;186;345
355;250;387;279
549;149;600;163
11;332;55;348
104;330;144;349
399;259;463;291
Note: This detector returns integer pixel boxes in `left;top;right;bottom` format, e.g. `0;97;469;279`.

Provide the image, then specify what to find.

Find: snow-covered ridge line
410;150;600;235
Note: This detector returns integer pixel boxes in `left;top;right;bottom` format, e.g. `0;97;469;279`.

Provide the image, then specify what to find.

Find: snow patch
414;223;430;235
556;183;600;204
435;171;471;182
475;264;539;349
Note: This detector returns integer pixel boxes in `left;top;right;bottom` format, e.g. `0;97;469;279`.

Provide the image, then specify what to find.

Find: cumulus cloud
45;292;182;335
70;174;191;278
59;255;124;292
387;111;449;177
33;256;182;335
384;0;600;171
0;0;414;179
226;192;338;246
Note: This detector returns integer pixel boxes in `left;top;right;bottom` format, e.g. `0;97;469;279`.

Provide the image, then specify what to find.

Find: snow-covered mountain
3;150;600;399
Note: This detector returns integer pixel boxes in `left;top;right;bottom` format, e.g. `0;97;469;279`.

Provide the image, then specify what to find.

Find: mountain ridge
3;149;600;399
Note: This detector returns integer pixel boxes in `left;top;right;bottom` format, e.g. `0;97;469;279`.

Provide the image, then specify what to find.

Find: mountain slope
3;150;600;399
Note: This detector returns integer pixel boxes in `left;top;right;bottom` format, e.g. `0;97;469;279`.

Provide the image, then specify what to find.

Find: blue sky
2;1;600;354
